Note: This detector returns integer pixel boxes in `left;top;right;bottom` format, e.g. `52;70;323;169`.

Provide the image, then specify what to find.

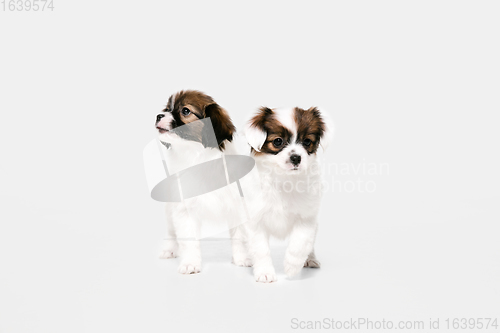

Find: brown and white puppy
156;90;235;149
157;90;249;274
243;106;333;282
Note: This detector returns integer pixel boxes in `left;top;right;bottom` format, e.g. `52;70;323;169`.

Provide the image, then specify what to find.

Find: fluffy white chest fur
248;158;323;240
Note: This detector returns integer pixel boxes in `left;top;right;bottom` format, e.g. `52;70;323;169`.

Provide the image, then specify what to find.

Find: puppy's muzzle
156;113;171;133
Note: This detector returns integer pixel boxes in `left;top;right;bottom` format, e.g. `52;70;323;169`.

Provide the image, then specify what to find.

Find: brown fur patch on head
162;90;235;150
249;107;292;156
293;107;326;155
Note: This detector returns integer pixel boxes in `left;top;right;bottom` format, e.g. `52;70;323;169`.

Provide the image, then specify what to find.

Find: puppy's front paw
304;258;321;268
178;261;201;274
255;273;277;283
254;267;277;283
159;248;178;259
232;256;253;267
284;260;304;278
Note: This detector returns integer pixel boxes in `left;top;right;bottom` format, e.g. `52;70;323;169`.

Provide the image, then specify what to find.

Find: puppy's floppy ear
313;107;335;152
244;123;267;152
244;107;272;152
203;103;235;150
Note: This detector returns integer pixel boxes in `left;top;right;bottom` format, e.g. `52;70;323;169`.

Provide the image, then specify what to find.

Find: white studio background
0;1;499;332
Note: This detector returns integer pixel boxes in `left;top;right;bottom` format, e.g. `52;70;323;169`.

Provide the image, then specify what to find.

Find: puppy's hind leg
229;225;252;267
304;250;321;268
175;207;202;274
159;204;179;259
304;225;321;268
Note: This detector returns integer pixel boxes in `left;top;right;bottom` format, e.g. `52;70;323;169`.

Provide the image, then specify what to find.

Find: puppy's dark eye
273;138;283;147
181;107;191;116
303;139;312;147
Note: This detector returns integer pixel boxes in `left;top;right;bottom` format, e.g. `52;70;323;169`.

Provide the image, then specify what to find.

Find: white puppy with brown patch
156;90;251;274
243;106;333;282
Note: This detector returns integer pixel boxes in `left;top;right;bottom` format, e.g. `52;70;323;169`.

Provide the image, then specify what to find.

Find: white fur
242;107;333;282
274;107;298;139
158;134;252;274
244;125;267;152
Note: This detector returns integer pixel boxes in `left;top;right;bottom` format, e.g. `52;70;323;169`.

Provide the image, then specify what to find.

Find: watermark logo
143;118;255;203
322;159;389;193
1;0;54;11
290;317;499;330
256;158;389;194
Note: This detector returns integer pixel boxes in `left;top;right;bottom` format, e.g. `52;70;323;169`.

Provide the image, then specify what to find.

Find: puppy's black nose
156;114;165;122
290;154;301;165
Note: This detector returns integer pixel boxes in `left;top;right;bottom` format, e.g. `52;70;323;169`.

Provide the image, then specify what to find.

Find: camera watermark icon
143;118;255;203
143;118;258;239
